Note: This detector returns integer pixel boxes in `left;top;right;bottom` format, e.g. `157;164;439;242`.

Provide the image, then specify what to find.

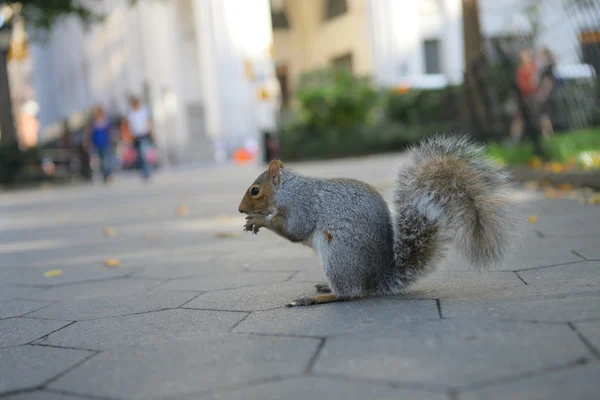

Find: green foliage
294;68;380;138
280;67;467;161
385;86;460;125
7;0;102;32
487;128;600;167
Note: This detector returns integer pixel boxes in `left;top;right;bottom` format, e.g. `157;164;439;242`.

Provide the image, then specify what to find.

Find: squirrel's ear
268;159;283;186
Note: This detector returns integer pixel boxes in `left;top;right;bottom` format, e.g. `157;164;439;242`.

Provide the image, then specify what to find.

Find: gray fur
248;134;520;299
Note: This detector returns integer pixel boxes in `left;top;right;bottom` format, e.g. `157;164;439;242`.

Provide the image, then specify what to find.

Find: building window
270;0;290;29
580;30;600;73
325;0;348;21
332;53;353;73
423;39;441;75
271;11;290;29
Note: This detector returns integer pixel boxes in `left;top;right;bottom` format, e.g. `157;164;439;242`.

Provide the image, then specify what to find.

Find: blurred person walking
125;96;154;180
89;105;114;183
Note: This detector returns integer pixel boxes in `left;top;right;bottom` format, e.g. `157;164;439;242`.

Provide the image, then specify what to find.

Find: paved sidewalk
1;154;599;400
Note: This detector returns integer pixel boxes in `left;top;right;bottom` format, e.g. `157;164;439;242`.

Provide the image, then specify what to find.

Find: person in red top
517;49;539;97
510;48;542;142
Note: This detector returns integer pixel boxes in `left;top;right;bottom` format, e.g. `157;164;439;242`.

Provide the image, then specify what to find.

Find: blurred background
0;0;598;187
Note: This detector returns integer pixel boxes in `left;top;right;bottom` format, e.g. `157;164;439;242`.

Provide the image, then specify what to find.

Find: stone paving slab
462;362;600;400
158;271;294;292
404;270;526;300
40;308;247;351
1;155;599;399
196;376;447;400
23;277;164;301
312;319;591;388
49;335;320;400
0;346;94;393
518;261;600;289
0;299;54;319
26;291;197;321
234;297;439;336
2;391;88;400
0;286;44;300
0;264;138;286
0;318;71;348
441;290;600;322
574;320;600;356
185;282;321;311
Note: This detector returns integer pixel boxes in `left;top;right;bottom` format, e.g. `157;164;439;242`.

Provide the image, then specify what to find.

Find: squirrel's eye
250;187;260;196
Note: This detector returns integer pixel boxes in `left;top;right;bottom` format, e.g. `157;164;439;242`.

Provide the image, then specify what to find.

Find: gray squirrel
238;134;520;307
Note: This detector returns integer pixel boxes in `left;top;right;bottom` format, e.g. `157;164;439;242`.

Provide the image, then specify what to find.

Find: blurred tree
462;0;483;68
4;1;100;32
0;1;99;145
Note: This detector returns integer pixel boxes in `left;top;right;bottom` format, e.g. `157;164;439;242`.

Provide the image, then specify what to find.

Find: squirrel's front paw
243;217;262;234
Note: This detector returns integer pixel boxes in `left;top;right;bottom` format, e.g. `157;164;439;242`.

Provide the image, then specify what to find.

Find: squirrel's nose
238;206;245;214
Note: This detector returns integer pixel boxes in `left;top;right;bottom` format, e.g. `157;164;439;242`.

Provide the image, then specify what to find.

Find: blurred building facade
272;0;598;100
28;0;278;165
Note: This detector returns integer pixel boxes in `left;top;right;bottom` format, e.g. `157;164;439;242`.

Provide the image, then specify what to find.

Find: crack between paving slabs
568;322;600;359
0;387;41;399
517;259;587;272
315;372;451;393
436;299;443;319
12;299;62;318
513;271;529;285
169;373;305;400
176;292;206;308
234;331;327;340
304;337;326;374
227;312;251;332
41;350;100;390
30;342;101;353
447;389;459;400
284;270;300;282
45;388;117;400
73;307;182;321
464;357;594;391
570;250;588;261
28;320;77;345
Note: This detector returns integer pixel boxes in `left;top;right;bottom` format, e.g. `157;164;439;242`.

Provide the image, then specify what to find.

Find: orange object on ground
233;148;255;164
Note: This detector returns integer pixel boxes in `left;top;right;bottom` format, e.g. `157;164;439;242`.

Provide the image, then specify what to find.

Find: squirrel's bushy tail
383;134;520;293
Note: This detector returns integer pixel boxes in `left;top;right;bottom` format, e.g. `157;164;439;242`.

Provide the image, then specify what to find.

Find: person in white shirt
126;97;154;179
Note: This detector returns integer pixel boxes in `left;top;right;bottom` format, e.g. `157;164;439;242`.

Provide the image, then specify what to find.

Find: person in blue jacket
90;106;114;183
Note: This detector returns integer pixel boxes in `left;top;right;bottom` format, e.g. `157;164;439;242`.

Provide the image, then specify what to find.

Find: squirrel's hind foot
286;293;344;307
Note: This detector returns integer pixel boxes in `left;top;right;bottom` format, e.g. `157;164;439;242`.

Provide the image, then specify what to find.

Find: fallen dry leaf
528;215;539;224
177;205;190;216
104;227;117;237
529;156;543;169
44;269;63;278
550;163;566;174
215;232;240;239
104;259;121;268
558;183;574;192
